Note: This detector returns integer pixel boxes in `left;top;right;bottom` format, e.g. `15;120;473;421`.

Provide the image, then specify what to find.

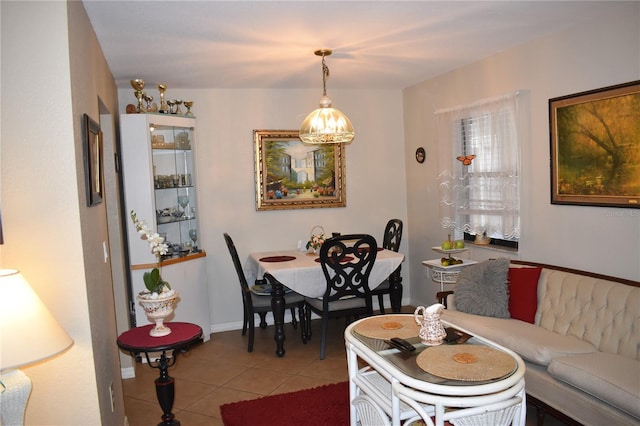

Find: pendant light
299;49;355;144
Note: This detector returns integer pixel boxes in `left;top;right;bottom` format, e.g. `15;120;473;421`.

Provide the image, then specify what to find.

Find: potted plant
131;210;178;336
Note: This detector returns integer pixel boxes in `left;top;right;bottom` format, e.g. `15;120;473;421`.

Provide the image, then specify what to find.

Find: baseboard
120;366;135;379
209;303;411;334
210;309;309;333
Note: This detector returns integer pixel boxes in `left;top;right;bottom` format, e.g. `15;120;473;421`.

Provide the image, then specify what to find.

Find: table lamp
0;269;74;425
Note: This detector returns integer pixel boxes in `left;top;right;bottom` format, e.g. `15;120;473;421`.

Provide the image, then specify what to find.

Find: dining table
244;248;405;357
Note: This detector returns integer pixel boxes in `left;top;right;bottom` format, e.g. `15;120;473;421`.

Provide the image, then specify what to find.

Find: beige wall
1;1;637;423
117;87;409;330
1;1;124;424
403;3;640;305
67;0;127;424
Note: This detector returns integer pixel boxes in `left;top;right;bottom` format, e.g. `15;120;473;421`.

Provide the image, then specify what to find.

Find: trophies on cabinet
167;99;176;114
143;93;158;113
183;101;194;116
158;83;169;113
130;79;145;113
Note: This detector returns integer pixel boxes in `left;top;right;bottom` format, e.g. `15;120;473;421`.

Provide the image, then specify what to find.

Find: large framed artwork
549;80;640;208
254;129;346;211
83;113;103;206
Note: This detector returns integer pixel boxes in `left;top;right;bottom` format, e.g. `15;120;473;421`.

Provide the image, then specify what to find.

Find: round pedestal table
117;322;203;426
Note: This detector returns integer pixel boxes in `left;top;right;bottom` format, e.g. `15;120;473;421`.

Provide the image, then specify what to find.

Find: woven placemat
353;315;419;340
416;344;516;381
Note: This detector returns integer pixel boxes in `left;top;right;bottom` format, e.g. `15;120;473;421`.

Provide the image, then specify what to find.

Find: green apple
454;240;465;249
441;240;453;250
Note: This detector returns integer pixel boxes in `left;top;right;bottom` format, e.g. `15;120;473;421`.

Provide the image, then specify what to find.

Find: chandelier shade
299;49;355;144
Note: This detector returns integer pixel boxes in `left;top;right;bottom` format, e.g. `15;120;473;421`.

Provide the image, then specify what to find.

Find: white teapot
414;303;447;346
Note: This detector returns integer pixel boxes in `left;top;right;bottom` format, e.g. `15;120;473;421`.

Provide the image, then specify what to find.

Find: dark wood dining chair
223;233;304;352
301;234;378;359
370;219;403;314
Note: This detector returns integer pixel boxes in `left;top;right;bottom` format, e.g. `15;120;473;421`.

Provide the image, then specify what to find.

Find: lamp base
0;369;32;426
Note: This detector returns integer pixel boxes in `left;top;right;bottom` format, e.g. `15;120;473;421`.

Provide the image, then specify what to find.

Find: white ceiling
82;1;630;91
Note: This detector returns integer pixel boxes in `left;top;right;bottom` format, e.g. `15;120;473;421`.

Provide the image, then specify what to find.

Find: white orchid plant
130;210;173;297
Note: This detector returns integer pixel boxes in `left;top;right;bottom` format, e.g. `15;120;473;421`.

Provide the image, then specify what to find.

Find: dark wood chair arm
436;290;454;308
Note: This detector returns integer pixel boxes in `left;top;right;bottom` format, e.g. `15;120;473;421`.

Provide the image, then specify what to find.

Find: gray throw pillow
454;258;510;318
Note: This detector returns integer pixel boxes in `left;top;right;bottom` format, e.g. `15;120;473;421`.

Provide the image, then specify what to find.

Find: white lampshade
0;269;73;371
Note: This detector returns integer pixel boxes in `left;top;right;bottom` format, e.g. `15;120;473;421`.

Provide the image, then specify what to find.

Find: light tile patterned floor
122;307;569;426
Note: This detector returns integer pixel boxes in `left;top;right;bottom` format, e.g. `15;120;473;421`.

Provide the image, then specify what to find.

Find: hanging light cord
321;54;330;97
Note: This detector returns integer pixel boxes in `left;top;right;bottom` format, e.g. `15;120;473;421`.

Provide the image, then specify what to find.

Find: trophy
175;100;183;115
143;93;155;112
158;83;169;113
130;79;145;113
167;99;176;114
183;101;194;116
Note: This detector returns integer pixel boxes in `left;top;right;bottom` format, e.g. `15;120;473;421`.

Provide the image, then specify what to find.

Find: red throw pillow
508;267;542;323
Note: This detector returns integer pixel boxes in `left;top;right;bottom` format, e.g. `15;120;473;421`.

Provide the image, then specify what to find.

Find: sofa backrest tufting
535;267;640;361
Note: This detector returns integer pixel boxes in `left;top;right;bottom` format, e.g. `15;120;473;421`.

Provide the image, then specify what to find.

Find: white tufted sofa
439;260;640;426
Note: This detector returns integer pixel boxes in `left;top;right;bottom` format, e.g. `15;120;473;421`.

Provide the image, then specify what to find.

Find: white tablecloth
244;249;404;299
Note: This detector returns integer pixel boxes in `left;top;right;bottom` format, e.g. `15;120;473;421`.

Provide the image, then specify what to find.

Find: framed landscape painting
549;80;640;208
254;130;346;211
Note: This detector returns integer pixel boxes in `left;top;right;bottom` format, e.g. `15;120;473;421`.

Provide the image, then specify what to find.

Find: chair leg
258;312;268;329
290;307;298;329
247;315;255;352
300;304;311;343
242;303;249;336
378;294;386;314
320;314;329;360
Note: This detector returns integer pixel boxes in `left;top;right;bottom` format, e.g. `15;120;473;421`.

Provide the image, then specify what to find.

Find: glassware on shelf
178;195;189;218
189;229;198;252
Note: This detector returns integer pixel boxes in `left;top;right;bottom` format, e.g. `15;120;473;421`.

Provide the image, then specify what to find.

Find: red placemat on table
314;256;354;263
259;255;296;262
357;247;384;252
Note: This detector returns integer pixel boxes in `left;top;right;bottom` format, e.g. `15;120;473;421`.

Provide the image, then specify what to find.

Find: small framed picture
83;113;103;206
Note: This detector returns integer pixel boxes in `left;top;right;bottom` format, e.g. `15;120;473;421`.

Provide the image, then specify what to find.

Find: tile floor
122;307;569;426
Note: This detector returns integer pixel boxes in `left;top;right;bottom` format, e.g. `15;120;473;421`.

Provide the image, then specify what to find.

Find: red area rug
220;381;349;426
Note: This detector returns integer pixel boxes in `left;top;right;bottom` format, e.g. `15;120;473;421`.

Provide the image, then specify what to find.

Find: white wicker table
345;315;526;426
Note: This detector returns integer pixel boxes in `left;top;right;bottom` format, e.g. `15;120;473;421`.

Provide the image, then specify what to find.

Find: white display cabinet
120;113;210;340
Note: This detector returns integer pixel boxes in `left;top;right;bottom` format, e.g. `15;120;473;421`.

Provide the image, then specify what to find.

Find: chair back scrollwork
319;234;377;306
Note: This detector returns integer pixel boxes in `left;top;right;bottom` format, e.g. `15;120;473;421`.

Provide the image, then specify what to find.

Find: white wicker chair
353;394;391;426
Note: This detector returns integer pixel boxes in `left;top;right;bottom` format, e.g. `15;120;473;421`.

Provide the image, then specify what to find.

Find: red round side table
117;322;203;426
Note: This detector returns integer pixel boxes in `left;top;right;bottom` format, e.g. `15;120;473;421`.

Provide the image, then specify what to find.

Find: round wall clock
415;147;426;164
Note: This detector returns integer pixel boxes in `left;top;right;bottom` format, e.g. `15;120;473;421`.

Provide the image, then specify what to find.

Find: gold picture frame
254;130;346;211
83;113;103;206
550;80;640;208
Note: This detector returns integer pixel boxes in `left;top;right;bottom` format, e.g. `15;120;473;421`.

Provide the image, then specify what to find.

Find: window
436;93;522;248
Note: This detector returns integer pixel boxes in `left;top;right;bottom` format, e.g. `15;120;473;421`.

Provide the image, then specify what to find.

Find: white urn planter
137;290;179;337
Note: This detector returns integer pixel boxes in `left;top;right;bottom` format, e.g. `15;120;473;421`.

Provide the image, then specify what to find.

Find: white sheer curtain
435;92;521;240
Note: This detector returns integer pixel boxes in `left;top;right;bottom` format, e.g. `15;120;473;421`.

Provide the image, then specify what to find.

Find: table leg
271;280;286;357
389;268;403;313
151;351;179;426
